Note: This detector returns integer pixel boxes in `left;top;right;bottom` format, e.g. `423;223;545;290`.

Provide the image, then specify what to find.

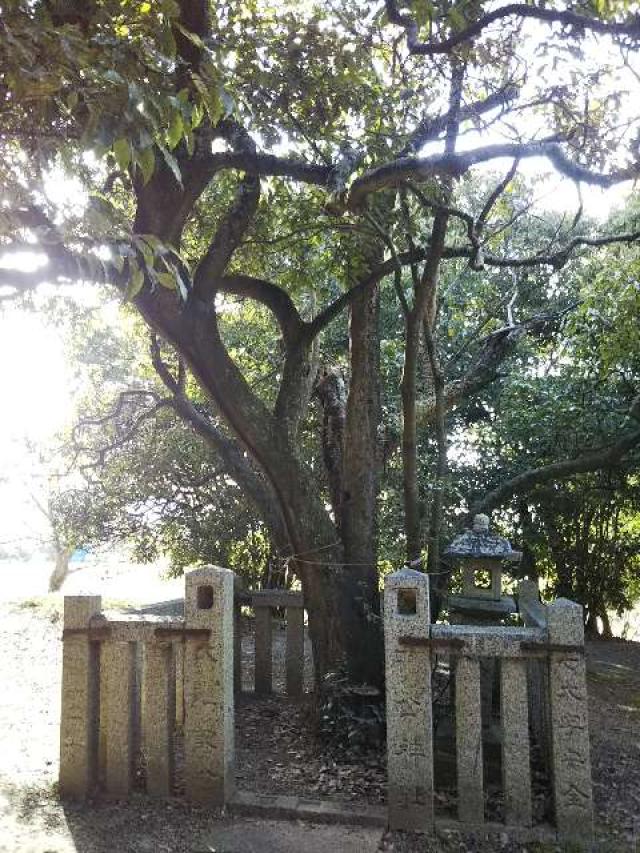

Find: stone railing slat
102;639;136;797
455;656;484;824
254;605;273;695
501;658;532;826
142;639;175;796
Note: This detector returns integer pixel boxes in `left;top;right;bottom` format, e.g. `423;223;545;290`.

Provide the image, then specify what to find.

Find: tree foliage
2;0;640;680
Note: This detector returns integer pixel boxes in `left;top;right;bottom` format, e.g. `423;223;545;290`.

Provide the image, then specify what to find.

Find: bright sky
0;307;74;552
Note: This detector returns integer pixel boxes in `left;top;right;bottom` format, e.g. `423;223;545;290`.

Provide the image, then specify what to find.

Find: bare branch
472;427;640;516
217;274;304;344
402;84;520;155
341;141;640;212
385;1;640;58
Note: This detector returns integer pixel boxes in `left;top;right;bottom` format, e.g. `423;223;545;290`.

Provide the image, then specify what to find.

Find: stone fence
234;588;305;696
59;566;235;804
59;565;593;843
384;568;593;842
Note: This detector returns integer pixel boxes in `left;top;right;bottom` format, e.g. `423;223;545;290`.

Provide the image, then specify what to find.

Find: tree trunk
314;368;347;531
48;545;74;592
423;316;449;616
341;275;384;686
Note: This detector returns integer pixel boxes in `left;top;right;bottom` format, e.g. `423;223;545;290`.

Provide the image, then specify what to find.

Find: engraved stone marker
184;566;235;805
547;599;594;840
384;569;434;832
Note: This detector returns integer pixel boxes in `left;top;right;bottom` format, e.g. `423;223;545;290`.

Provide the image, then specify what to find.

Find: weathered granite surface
184;566;235;806
384;569;434;832
59;596;101;799
547;599;594;841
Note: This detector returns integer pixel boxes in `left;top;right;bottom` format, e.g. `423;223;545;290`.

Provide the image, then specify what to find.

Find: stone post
455;656;484;824
384;569;434;832
102;639;137;797
234;603;243;693
142;639;175;796
184;566;235;805
254;605;272;695
547;599;594;841
59;595;102;798
174;641;185;726
285;604;304;697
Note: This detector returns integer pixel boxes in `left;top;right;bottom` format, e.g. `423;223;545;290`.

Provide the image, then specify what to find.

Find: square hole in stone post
197;584;214;610
473;569;492;590
397;588;417;615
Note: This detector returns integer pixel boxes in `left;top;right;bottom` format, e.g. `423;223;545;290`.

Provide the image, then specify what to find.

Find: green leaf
174;22;205;49
158;144;182;187
125;263;145;301
167;111;183;149
157;271;176;289
175;271;189;302
191;101;204;129
448;7;465;31
191;72;223;125
133;235;155;270
137;146;156;184
113;138;131;172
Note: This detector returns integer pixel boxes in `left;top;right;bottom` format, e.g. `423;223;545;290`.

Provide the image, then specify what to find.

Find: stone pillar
384;569;434;832
500;658;532;826
184;566;235;805
143;640;175;796
455;656;484;824
234;603;242;693
285;605;304;697
547;599;594;841
174;641;185;727
59;596;102;798
101;639;137;797
254;605;272;695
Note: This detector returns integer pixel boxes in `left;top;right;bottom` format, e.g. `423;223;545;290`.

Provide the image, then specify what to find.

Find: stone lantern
444;513;522;622
444;514;523;728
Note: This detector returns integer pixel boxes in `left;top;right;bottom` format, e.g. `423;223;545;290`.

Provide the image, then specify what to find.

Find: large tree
2;0;640;684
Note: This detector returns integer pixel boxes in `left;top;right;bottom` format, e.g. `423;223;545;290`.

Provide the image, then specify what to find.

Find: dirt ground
0;580;639;852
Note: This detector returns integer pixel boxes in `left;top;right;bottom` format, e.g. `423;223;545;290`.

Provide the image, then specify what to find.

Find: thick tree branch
418;324;527;425
402;84;520;154
201;148;330;186
385;1;640;57
473;429;640;515
342;141;640;212
193;174;261;302
216;274;304;344
150;335;292;550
